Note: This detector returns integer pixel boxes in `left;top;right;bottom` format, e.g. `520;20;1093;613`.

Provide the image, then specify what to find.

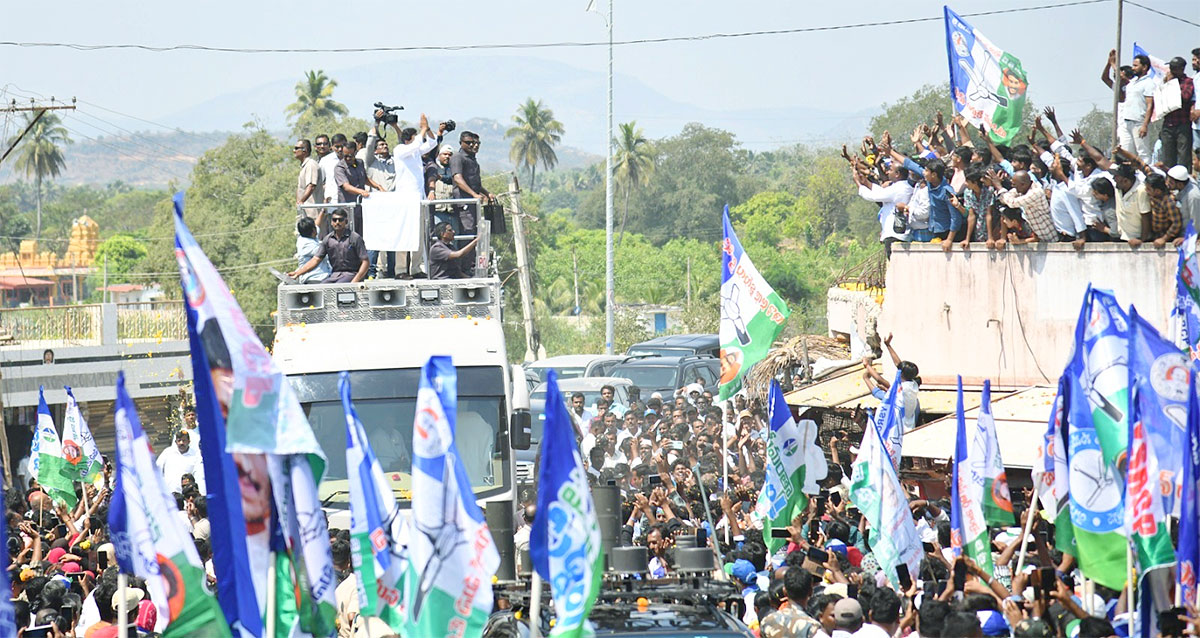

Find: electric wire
0;0;1123;55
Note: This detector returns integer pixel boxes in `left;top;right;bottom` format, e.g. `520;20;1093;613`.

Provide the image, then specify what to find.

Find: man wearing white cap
1167;165;1200;235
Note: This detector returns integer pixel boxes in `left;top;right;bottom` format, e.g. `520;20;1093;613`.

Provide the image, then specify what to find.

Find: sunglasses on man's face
332;217;347;224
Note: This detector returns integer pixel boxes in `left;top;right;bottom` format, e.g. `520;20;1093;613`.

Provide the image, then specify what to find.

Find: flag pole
265;558;277;638
117;572;129;637
1013;500;1038;575
1126;541;1136;633
529;570;543;638
722;417;730;547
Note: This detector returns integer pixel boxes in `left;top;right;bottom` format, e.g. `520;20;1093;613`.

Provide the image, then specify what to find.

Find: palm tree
285;70;348;123
613;121;655;245
505;99;564;191
10;111;70;239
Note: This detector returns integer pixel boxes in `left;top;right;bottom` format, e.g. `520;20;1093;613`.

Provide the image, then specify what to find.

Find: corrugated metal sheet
901;386;1056;469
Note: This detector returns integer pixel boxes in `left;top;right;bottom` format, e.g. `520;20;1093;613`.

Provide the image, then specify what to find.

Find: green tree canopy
9;110;72;239
506;98;564;191
286;70;349;128
613;121;656;245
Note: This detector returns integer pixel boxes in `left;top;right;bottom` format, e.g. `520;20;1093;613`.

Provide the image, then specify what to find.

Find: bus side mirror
510;411;532;450
510;364;532;450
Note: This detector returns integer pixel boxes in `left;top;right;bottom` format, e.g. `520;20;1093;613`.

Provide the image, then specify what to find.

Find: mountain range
2;55;876;188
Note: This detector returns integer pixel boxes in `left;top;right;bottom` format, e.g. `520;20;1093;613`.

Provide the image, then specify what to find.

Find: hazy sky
1;0;1196;150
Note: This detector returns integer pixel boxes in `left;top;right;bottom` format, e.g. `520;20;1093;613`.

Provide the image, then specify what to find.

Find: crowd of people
504;338;1200;638
853;50;1200;258
288;108;493;283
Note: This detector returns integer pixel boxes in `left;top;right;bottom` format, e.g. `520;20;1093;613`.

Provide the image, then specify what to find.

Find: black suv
626;334;719;358
607;355;720;397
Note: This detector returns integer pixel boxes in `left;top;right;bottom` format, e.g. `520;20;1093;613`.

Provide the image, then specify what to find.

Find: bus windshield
287;367;509;502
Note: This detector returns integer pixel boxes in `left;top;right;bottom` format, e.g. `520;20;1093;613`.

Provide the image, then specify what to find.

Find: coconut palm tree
613;121;656;245
505;99;564;191
285;70;348;123
10;111;71;239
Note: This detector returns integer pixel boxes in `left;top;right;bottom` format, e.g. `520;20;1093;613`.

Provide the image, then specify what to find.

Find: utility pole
509;176;539;363
686;256;692;309
0;100;76;166
572;246;580;316
0;366;10;489
1111;0;1124;149
587;0;615;353
604;0;615;355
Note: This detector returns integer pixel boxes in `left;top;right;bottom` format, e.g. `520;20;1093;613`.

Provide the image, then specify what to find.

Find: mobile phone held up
896;563;913;592
953;560;968;592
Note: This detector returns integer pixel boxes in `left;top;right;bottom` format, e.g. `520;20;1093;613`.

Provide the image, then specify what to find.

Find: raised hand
1069;129;1084;145
1042;106;1057;123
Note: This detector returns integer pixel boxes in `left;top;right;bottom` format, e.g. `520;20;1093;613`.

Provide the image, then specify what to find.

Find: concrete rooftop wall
878;242;1176;388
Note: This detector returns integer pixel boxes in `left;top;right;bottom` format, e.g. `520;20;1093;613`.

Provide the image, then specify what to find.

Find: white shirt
318;152;341;203
898;380;920;432
156;444;202;493
1067;168;1113;226
859;181;915;241
1122;73;1157;123
391;134;438;197
853;624;893;638
1048;180;1088;235
906;182;931;230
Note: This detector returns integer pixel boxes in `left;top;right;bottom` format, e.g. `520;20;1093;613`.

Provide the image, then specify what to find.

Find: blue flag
403;356;499;637
874;370;904;472
530;370;603;638
341;372;405;629
0;481;15;635
1063;286;1129;590
1173;222;1200;355
1180;363;1200;608
1128;306;1190;514
109;372;230;637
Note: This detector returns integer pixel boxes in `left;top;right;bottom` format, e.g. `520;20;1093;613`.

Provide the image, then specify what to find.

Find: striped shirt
998;185;1057;243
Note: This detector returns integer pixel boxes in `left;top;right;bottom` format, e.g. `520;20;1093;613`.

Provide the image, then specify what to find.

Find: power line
0;1;1121;55
69;109;192;160
1125;0;1200;28
0;221;297;245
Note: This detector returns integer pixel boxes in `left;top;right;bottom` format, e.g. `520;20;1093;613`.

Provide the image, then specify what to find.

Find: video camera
373;102;404;125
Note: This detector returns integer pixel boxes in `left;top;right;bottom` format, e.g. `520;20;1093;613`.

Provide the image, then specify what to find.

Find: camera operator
450;130;491;275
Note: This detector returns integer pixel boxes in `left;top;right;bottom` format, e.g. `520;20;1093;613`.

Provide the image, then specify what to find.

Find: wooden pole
0;365;11;489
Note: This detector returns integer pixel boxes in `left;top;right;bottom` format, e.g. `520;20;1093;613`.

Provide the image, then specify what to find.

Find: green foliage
869;84;953;146
613;121;656;243
8;111;72;238
506;98;565;191
1077;106;1116;153
137;123;295;341
286;70;349;125
87;234;149;298
92;234;148;275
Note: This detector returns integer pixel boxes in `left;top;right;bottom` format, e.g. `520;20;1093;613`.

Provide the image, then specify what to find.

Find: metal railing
0;301;187;345
116;301;187;341
0;305;101;344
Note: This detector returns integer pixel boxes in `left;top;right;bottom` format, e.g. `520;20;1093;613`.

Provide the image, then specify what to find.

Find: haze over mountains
2;55;875;188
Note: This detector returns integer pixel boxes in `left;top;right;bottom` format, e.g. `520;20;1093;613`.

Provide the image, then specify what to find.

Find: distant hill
0;118;601;189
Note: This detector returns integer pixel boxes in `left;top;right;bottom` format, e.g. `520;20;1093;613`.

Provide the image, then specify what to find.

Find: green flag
719;207;789;401
32;388;76;508
756;381;827;554
60;387;104;488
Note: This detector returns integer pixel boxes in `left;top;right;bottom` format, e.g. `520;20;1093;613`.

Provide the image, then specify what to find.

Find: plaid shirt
999;186;1056;242
1148;189;1182;241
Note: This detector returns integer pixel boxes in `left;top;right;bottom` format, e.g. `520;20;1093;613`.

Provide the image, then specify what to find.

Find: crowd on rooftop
853;50;1200;258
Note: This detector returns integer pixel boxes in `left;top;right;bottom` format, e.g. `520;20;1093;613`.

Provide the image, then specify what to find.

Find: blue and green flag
719;206;789;401
341;372;406;630
109;372;230;637
404;356;499;638
531;370;604;638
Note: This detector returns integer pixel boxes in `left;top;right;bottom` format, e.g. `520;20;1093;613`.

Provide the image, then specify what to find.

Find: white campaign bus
272;200;530;576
